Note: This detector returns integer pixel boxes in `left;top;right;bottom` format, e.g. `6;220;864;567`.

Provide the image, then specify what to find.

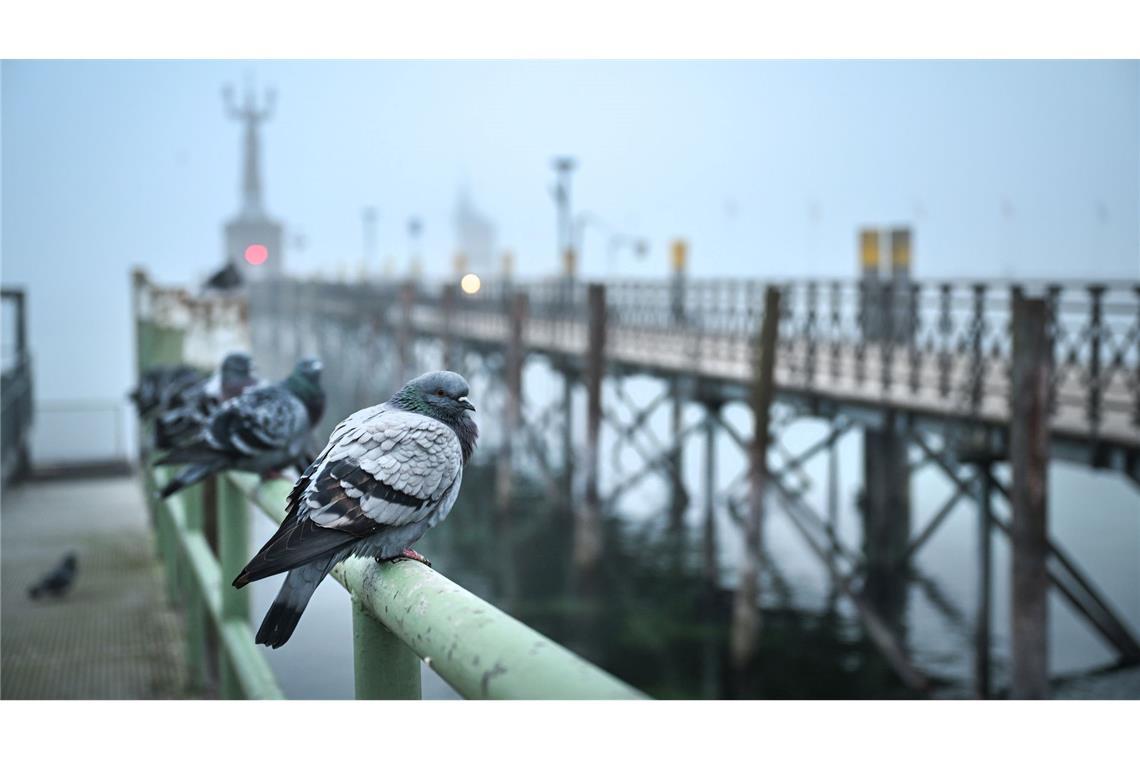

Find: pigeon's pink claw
394;548;432;567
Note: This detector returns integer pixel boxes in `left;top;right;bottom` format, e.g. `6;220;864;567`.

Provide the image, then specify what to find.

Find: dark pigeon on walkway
153;352;259;450
155;358;325;499
28;552;78;600
233;370;478;649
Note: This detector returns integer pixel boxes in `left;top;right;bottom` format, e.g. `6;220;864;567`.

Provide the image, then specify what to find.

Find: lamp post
551;157;577;279
361;206;379;280
407;216;423;280
574;211;649;278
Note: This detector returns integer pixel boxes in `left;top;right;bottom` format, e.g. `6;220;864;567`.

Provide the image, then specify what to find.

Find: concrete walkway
1;475;189;698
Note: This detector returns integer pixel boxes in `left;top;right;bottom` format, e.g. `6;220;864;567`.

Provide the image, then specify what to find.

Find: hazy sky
2;60;1138;406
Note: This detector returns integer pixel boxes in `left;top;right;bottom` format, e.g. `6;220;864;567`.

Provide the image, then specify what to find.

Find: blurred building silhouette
452;188;497;276
215;83;284;287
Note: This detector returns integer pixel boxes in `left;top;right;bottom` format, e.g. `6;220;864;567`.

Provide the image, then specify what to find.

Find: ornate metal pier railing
253;276;1140;457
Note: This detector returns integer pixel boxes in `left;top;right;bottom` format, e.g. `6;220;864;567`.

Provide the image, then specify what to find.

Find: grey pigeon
28;552;78;600
131;365;205;418
156;358;325;499
153;352;259;450
233;370;478;649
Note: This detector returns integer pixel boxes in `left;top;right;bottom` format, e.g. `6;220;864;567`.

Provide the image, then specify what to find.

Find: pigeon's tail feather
255;561;329;649
159;460;224;499
233;510;355;588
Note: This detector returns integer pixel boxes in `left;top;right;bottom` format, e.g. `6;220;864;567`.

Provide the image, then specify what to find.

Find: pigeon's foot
260;469;286;482
385;548;432;568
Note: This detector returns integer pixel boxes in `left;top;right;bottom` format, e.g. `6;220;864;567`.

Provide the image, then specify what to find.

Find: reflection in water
416;464;914;699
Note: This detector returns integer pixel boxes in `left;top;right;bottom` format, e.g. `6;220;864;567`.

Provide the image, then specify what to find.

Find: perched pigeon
28;552;78;600
153;352;258;450
156;357;325;499
131;365;205;418
233;370;478;649
204;261;243;291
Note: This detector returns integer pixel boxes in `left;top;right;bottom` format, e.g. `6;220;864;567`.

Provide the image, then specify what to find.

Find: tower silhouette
220;81;284;283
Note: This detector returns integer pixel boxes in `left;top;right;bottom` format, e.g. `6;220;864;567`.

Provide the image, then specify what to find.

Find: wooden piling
702;403;719;584
1010;295;1051;699
974;459;993;699
861;410;911;642
561;369;575;505
441;283;456;370
496;293;528;510
669;380;687;524
583;284;606;514
669;243;689;522
397;280;415;383
731;286;781;668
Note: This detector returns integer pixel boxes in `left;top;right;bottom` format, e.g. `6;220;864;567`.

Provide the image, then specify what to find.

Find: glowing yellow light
460;273;482;295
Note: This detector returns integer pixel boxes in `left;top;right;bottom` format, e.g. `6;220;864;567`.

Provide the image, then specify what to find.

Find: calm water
247;355;1140;699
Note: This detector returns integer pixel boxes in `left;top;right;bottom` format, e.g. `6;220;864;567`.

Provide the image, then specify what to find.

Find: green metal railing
135;273;646;700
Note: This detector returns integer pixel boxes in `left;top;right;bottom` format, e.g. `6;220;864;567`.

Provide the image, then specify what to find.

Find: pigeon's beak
459;397;475;412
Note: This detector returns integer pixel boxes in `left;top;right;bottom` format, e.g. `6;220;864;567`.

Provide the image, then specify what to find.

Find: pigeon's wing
303;409;462;527
205;385;307;458
161;367;207;410
234;409;462;584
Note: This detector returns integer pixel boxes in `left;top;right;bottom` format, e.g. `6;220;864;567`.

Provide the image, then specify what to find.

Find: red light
244;244;268;266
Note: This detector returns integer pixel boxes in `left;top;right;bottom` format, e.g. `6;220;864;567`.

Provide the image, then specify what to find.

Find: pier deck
1;475;190;699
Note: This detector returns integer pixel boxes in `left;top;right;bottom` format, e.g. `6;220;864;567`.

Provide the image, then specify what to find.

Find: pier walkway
1;475;190;699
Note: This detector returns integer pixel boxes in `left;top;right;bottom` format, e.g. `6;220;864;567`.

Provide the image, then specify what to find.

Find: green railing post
218;475;251;699
151;324;186;367
156;479;180;604
183;482;210;693
352;597;422;699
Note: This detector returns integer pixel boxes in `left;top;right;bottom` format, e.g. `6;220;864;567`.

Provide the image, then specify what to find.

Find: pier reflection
419;464;917;699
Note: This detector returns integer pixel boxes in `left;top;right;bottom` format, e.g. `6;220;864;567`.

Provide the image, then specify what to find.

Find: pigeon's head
395;371;475;421
285;357;326;423
220;352;254;384
293;357;323;385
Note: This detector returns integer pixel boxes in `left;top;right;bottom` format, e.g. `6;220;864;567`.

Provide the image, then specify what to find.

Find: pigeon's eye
436;390;446;397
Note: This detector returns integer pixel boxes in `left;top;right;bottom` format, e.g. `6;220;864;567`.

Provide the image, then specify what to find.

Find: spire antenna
223;81;275;216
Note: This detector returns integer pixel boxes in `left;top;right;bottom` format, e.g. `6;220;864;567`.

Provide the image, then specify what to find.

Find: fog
2;60;1137;408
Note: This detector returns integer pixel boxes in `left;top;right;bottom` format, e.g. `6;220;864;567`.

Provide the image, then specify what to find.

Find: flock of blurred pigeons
27;352;326;603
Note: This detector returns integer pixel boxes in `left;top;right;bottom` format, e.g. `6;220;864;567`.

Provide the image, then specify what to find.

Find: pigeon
131;365;205;418
28;552;78;600
204;261;243;291
155;357;325;499
233;370;478;649
153;352;259;450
